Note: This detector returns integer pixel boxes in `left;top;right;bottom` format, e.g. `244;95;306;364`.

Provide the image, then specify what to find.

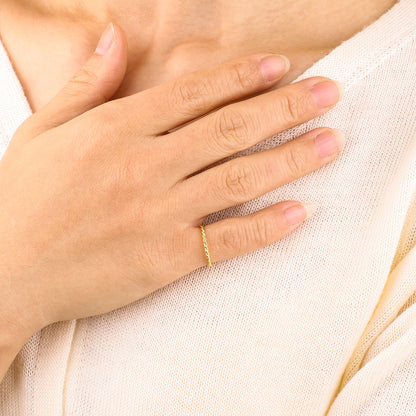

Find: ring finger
184;199;316;271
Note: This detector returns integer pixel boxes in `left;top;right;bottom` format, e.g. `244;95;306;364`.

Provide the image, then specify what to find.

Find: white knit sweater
1;1;416;414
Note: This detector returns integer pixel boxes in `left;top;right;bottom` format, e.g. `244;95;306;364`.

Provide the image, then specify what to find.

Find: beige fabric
1;0;416;414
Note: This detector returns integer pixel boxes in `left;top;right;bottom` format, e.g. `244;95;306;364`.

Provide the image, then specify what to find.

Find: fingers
18;23;128;139
175;127;345;221
185;200;316;271
115;53;290;136
165;76;343;178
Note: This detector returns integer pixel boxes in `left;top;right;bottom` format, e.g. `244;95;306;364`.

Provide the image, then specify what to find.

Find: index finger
115;53;290;136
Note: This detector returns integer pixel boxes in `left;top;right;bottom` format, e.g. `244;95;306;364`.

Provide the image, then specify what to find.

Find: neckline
0;0;415;126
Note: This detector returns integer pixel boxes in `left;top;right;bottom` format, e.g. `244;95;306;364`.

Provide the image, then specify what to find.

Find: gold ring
199;225;213;267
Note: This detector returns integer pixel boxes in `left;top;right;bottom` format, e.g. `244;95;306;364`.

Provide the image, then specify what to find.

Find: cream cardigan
1;0;416;414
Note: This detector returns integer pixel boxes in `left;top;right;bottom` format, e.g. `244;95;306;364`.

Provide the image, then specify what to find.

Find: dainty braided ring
199;225;213;267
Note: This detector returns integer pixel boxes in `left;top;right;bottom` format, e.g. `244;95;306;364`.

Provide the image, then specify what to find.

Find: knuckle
75;66;98;84
284;145;309;178
211;109;251;152
278;91;310;124
66;67;106;104
222;162;255;200
221;227;245;253
69;67;98;90
247;215;272;246
228;60;261;91
169;78;209;115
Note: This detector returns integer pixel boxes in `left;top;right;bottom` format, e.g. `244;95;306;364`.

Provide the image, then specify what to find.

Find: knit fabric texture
1;0;416;414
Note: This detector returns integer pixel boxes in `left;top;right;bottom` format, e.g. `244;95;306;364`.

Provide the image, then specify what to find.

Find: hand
0;23;344;342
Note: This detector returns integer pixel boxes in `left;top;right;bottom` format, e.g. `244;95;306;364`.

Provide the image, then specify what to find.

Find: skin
0;0;397;111
0;0;397;383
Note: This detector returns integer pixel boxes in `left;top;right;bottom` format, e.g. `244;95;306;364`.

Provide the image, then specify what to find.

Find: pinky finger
189;201;316;270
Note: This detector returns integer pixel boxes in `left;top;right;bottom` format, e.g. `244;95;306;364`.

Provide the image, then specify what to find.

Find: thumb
21;23;128;138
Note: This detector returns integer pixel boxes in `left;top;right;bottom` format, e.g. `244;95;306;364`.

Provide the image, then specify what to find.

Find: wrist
0;317;28;358
0;303;43;353
0;310;41;383
0;225;49;342
0;264;47;352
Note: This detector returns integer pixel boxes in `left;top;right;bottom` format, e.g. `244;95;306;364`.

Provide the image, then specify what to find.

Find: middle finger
163;76;342;180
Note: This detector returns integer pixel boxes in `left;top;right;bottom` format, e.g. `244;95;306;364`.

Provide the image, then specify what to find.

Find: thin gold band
199;225;213;267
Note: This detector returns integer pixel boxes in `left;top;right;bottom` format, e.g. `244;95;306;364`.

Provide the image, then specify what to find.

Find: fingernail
284;202;316;226
95;23;115;56
260;55;290;81
315;129;346;158
310;80;343;108
303;203;317;220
